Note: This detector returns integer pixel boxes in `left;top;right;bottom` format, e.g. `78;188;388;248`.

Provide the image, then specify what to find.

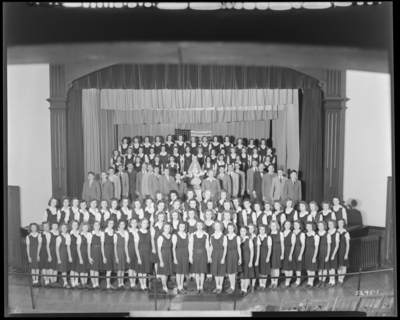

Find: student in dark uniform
281;220;296;288
134;156;142;172
291;220;305;288
77;221;91;289
308;201;322;224
186;209;198;236
164;135;175;156
189;136;198;156
158;145;169;171
189;220;210;294
70;198;81;225
102;219;116;291
320;201;336;222
157;222;174;294
240;148;249;173
136;147;147;165
39;221;51;287
238;226;254;297
183;146;193;174
298;201;309;230
48;221;59;287
327;219;340;287
222;136;233;156
172;221;190;294
110;149;121;168
56;222;72;289
134;218;152;291
225;223;241;294
69;220;81;289
88;199;99;229
267;220;284;289
337;219;350;286
170;210;181;234
150;212;166;280
283;198;298;224
264;201;276;226
249;148;261;169
209;220;227;294
265;147;277;172
316;221;331;288
99;199;111;230
175;134;186;160
131;136;141;156
119;137;130;159
228;147;237;166
258;138;268;163
148;147;156;166
153;135;163;155
196;147;205;168
109;198;119;225
58;197;72;226
200;136;210;157
114;219;130;290
78;200;90;223
88;221;103;290
202;156;215;174
127;218;140;291
256;224;270;291
141;136;153;157
172;147;182;172
43;197;59;224
332;196;348;225
209;135;221;155
124;147;135;169
166;155;179;178
204;209;216;283
303;221;320;289
235;138;245;155
273;201;285;227
26;223;42;287
248;223;259;293
247;139;257;157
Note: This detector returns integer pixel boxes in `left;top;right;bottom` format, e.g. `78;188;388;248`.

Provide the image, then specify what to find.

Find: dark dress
120;144;129;157
210;142;221;155
197;154;205;168
236;211;245;232
226;235;239;274
275;211;284;227
317;231;330;270
247;145;256;156
240;154;249;172
259;146;268;162
332;207;345;222
39;232;51;269
134;163;142;172
136;154;146;166
148;154;156;166
240;237;255;278
57;234;70;272
127;230;137;270
270;232;282;269
309;212;322;224
171;220;180;235
228;154;237;165
183;153;192;173
251;235;259;279
124;154;135;168
174;233;190;274
186;220;197;235
329;230;339;270
258;235;271;275
338;230;350;267
27;234;40;269
282;231;294;271
150;225;163;263
77;233;89;273
89;232;102;271
141;143;152;156
114;232;128;271
200;142;210;157
49;231;59;270
235;144;245;155
59;208;72;226
210;234;227;276
154;143;163;155
189;143;198;156
70;232;79;272
298;212;309;230
175;142;186;156
304;233;318;271
210;155;217;166
103;230;114;271
136;230;152;273
164;142;174;156
204;221;215;237
292;231;305;271
191;233;208;273
159;153;169;170
284;209;296;223
45;208;58;225
320;211;333;223
157;234;173;276
131;143;141;156
222;143;232;156
166;162;179;178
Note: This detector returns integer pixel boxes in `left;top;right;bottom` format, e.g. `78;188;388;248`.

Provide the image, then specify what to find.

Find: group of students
27;190;351;296
111;134;277;175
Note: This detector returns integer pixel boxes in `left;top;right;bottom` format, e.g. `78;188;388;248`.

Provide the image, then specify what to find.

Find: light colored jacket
270;175;288;200
108;174;121;200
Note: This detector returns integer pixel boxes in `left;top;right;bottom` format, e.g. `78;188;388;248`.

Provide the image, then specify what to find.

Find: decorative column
322;70;349;201
47;65;68;199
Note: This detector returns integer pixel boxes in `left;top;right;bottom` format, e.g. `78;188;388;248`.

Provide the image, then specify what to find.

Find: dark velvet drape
66;88;84;199
299;89;323;204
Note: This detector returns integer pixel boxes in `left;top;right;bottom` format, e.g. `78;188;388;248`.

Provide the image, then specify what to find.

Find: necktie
292;179;295;185
279;177;282;183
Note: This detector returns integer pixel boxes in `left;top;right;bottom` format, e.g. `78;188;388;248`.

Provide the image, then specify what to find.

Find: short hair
332;195;341;202
290;170;297;175
239;225;250;236
267;164;274;169
222;210;233;221
258;223;270;234
162;222;172;233
306;221;316;231
273;200;282;209
283;219;293;230
195;219;205;228
226;222;236;233
285;198;293;206
187;208;196;216
298;201;309;211
61;196;70;205
105;218;115;226
112;149;120;156
263;200;273;209
42;221;50;228
79;221;91;232
173;199;182;206
51;221;59;228
204;209;216;220
87;171;95;176
321;200;331;207
70;220;80;228
108;166;115;171
327;219;337;228
317;220;328;231
29;222;40;231
178;220;187;231
253;200;263;211
206;199;214;207
59;222;68;231
309;201;319;211
117;163;124;168
138;218;150;229
248;223;258;234
337;218;347;228
243;198;251;204
120;196;131;206
213;220;223;231
110;198;119;206
269;220;281;231
47;197;58;207
293;220;304;231
117;219;126;227
100;199;109;207
156;211;166;220
169;209;181;218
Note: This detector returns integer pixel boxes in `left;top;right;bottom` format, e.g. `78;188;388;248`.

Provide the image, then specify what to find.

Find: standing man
227;164;239;197
117;163;129;199
148;165;161;199
175;172;187;201
142;164;154;200
218;166;232;196
270;167;288;205
201;169;221;203
136;163;147;202
160;168;177;196
246;160;258;201
99;171;114;203
126;162;137;202
283;170;302;206
82;171;101;203
234;162;246;199
108;166;121;201
253;163;265;202
262;164;277;202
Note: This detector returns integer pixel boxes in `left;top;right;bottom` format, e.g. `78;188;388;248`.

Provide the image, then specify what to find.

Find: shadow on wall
344;198;366;226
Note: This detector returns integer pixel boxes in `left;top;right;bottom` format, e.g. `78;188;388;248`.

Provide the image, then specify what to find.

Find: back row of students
26;215;350;295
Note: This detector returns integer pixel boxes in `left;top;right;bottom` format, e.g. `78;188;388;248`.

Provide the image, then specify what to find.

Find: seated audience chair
279;299;308;311
332;296;361;311
357;294;384;312
304;298;336;311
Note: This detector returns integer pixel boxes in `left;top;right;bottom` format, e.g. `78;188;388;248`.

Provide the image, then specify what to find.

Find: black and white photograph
4;1;395;317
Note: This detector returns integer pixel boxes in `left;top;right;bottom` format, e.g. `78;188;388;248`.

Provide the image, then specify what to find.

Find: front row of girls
27;213;350;294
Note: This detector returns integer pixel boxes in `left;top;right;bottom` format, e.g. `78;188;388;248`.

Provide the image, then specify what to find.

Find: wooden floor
7;269;394;314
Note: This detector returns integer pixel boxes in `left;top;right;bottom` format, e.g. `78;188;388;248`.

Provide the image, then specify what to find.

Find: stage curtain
99;109;116;171
66;88;84;198
286;92;300;172
299;89;323;203
73;64;320;90
272;110;287;173
82;89;102;177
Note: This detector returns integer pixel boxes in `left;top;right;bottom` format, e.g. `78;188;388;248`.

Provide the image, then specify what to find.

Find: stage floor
8;268;394;314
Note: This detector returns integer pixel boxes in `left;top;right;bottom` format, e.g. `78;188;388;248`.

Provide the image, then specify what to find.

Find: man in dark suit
234;162;246;198
126;162;137;202
175;172;188;201
252;163;265;202
148;165;161;199
262;164;278;202
82;171;101;203
99;171;114;203
117;163;130;199
217;166;232;196
160;168;178;196
283;170;302;206
136;163;147;202
246;160;258;201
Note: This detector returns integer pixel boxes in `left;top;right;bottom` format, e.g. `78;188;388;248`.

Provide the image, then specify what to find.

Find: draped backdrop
66;64;323;203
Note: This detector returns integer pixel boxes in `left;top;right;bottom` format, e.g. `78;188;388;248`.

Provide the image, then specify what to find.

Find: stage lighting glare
243;2;256;10
189;2;222;10
291;2;302;9
128;2;137;7
225;2;233;9
62;2;83;7
82;2;90;8
114;2;123;8
303;2;332;9
333;2;353;6
138;2;143;6
233;2;243;9
96;2;103;8
367;1;373;4
90;2;96;8
357;2;364;4
157;2;188;9
144;2;151;7
269;2;291;10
